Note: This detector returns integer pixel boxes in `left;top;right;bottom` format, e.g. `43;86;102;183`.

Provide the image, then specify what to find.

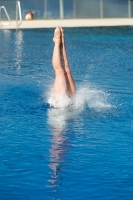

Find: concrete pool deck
1;18;133;29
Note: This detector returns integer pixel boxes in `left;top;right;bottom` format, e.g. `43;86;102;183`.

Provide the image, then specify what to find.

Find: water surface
0;27;133;200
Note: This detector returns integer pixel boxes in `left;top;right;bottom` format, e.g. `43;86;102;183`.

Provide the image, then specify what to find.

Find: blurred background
0;0;133;20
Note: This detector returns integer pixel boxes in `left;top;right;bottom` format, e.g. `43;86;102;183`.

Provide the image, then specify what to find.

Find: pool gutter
1;18;133;29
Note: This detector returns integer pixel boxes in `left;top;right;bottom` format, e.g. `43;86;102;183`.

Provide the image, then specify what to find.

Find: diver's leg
60;27;76;96
52;27;67;95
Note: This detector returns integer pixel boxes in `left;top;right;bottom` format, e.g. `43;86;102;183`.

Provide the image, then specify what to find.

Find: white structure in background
0;1;22;29
0;6;11;28
59;0;64;19
128;0;131;18
16;1;22;29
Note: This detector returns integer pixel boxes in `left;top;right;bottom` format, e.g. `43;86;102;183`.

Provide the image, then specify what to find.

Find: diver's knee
55;67;65;75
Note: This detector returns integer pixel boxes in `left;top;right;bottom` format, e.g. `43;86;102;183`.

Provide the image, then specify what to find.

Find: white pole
16;1;22;30
100;0;103;18
73;0;76;18
59;0;64;19
0;7;1;28
17;1;22;26
44;0;47;18
16;1;18;30
128;0;131;18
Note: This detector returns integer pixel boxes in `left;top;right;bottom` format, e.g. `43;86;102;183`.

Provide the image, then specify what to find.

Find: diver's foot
60;26;65;44
53;26;61;45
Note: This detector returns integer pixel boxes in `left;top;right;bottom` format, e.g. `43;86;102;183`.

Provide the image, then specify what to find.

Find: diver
51;26;76;107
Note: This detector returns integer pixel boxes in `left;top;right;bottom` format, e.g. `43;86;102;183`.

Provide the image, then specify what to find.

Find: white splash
74;85;112;111
46;84;112;130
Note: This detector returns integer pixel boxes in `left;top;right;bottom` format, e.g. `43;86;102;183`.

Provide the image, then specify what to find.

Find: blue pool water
0;27;133;200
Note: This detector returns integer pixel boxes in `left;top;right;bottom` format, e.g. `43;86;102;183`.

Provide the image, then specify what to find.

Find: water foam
47;84;111;110
46;84;112;129
75;85;112;111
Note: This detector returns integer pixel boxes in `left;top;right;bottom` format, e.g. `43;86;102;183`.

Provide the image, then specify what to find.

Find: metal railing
0;6;11;28
0;1;22;30
16;1;22;29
